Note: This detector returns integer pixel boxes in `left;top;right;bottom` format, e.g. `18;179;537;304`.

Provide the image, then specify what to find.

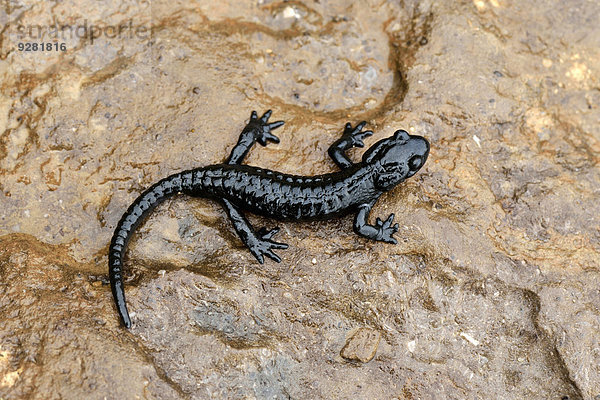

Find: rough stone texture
1;0;599;399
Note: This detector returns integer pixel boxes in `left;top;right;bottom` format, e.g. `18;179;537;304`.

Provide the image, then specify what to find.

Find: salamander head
362;129;430;191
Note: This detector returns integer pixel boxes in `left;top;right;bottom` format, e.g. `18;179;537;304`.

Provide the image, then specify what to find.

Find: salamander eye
408;155;422;171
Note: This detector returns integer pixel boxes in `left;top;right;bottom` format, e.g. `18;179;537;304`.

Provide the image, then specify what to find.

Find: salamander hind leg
328;121;373;169
226;110;285;165
222;199;288;263
353;201;399;244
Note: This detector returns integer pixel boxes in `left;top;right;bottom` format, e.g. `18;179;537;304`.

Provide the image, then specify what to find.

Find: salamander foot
246;110;285;146
375;214;399;244
249;227;289;263
341;121;373;148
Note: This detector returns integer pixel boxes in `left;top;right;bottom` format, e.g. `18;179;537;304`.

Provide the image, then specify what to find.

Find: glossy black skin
109;110;430;328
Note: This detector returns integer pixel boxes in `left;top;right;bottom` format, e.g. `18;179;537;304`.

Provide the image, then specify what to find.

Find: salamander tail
108;171;192;328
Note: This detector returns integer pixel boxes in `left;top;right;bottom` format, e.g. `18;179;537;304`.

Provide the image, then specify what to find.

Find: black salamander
109;110;430;328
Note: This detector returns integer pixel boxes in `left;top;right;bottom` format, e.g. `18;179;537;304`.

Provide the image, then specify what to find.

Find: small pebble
340;327;381;363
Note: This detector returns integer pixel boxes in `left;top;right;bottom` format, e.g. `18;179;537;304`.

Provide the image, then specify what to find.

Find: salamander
109;110;430;328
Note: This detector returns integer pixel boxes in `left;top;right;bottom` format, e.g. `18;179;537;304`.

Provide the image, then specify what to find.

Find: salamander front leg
226;110;285;165
353;201;399;244
222;199;288;263
328;121;373;169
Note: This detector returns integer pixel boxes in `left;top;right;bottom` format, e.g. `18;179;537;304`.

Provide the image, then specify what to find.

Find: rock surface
1;0;599;399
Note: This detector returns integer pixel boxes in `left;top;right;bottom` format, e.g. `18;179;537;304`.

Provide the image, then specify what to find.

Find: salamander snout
385;130;429;178
404;134;429;176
